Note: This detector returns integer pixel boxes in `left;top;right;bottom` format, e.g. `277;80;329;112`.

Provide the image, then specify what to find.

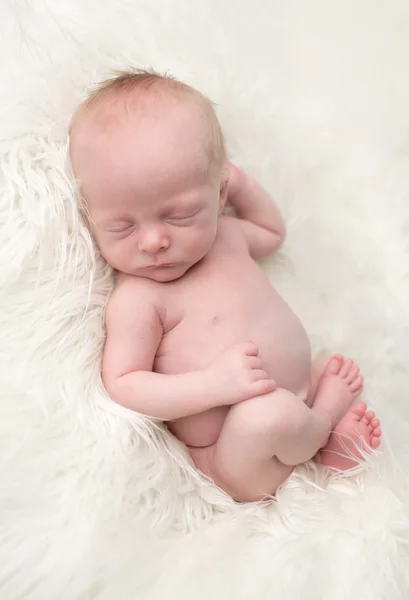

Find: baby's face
71;103;226;282
89;172;223;283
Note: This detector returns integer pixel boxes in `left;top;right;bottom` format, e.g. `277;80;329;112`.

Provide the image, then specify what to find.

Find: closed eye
166;209;200;223
105;223;135;233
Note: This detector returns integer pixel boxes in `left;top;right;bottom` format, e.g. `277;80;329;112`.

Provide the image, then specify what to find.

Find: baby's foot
313;355;364;429
319;402;382;471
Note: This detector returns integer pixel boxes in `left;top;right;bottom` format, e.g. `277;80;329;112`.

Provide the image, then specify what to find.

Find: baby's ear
218;164;230;214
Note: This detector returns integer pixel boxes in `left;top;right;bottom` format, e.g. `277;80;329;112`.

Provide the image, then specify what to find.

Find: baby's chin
133;263;190;282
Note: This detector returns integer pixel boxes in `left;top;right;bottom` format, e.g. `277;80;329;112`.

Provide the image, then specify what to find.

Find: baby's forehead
70;92;213;175
74;86;207;137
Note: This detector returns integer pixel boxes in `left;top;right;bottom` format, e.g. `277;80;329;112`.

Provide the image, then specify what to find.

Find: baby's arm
102;282;275;421
226;164;286;260
102;284;214;420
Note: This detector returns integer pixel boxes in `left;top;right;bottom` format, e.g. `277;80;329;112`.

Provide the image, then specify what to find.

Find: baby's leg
190;390;326;501
191;356;362;502
304;352;332;407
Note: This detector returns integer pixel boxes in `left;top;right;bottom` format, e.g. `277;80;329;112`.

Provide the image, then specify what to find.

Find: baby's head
69;69;229;282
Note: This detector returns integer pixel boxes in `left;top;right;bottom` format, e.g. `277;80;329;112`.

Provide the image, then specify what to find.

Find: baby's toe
325;355;344;375
365;410;375;422
369;418;380;430
349;376;364;393
339;358;353;378
371;436;381;449
345;366;359;384
372;427;381;437
350;402;367;419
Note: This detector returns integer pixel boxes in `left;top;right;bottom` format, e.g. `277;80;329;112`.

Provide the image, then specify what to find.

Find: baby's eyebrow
164;204;193;212
164;199;202;211
100;218;133;228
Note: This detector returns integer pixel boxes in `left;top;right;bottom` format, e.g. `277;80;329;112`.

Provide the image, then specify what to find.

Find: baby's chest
155;265;284;372
166;257;262;330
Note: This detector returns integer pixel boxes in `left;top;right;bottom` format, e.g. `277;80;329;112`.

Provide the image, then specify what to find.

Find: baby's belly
159;288;312;447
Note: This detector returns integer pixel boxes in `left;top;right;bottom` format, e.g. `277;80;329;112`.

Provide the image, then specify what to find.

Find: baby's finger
252;378;276;395
242;341;259;356
247;356;263;370
251;369;269;380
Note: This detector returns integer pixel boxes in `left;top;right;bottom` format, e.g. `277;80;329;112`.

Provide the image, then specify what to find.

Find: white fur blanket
1;1;409;598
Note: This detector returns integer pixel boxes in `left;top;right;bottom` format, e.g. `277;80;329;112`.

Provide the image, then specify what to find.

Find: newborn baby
69;70;381;502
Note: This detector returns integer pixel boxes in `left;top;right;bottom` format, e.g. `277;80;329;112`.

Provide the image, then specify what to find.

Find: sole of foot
319;402;382;471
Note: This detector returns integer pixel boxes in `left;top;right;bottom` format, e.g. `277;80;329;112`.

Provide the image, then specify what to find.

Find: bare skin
319;403;381;471
70;89;381;501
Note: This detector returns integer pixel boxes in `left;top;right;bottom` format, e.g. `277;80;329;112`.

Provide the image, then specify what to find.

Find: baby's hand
206;341;276;406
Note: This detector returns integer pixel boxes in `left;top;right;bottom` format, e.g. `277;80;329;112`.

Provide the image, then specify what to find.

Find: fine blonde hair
69;68;228;172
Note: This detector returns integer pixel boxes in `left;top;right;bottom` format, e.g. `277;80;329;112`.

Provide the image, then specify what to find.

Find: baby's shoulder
106;273;163;318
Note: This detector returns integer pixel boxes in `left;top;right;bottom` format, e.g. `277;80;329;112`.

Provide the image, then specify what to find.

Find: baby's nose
137;227;170;254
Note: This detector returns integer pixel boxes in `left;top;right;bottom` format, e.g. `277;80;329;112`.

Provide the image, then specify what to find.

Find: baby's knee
231;389;302;436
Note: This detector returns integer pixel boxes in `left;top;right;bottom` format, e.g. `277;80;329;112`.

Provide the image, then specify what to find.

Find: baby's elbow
262;229;285;258
251;233;284;261
273;217;286;248
102;372;129;408
262;220;286;256
103;370;153;417
274;228;286;252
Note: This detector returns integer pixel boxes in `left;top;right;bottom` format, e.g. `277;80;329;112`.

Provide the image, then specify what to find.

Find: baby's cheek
118;238;136;259
183;227;205;248
187;227;215;255
105;239;130;266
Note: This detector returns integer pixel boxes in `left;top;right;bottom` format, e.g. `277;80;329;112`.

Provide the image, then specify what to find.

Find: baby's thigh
224;389;304;440
210;391;301;499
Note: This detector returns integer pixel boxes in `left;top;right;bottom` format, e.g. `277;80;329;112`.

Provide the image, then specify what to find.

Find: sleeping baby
69;70;381;502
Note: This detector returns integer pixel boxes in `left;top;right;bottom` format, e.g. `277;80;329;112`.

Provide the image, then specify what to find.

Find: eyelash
167;210;199;222
108;224;134;233
167;216;191;223
106;210;199;233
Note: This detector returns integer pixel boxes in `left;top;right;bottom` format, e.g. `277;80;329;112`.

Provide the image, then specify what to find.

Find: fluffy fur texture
1;0;409;598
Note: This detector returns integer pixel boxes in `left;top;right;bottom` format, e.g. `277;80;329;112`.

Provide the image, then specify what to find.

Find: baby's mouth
140;262;176;270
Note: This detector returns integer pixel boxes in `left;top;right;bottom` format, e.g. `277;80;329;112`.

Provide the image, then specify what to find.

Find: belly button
211;315;220;325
